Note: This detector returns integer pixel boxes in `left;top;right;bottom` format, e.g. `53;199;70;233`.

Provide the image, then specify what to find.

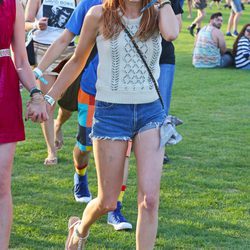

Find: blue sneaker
233;30;239;36
226;32;232;36
107;201;132;231
73;173;92;203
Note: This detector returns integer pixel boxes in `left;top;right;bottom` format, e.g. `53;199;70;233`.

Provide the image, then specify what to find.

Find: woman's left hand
25;94;49;123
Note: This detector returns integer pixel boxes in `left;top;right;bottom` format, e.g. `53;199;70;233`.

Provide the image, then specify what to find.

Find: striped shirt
235;36;250;69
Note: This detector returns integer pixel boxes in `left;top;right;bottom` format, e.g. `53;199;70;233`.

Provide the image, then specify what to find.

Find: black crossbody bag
122;26;164;109
123;26;183;147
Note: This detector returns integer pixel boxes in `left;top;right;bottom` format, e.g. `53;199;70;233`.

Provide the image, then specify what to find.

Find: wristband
159;0;171;8
44;94;55;106
33;67;48;85
33;67;43;78
29;87;43;97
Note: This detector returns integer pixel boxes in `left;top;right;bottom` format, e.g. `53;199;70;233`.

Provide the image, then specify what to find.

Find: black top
160;0;183;65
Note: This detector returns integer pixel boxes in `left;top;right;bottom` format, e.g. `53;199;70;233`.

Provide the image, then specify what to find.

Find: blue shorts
90;99;165;141
231;0;242;13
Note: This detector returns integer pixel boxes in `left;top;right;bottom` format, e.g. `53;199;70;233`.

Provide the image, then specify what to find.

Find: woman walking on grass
41;0;179;249
0;0;47;248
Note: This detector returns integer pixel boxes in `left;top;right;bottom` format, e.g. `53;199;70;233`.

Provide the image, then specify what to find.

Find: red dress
0;0;25;143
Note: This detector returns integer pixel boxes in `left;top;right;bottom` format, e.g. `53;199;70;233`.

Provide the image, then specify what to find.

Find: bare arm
158;3;179;41
176;13;182;32
12;0;48;122
12;1;38;92
47;6;101;101
37;29;75;72
25;0;48;32
216;30;227;55
25;0;40;31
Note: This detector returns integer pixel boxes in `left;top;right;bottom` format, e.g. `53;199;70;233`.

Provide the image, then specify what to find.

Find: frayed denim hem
90;135;131;141
138;121;163;135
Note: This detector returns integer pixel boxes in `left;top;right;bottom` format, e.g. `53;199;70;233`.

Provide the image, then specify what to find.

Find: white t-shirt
33;0;76;44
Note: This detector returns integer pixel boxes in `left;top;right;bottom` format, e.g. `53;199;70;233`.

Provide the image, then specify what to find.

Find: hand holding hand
25;93;49;123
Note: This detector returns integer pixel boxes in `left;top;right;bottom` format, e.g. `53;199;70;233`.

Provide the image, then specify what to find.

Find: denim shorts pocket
95;100;114;109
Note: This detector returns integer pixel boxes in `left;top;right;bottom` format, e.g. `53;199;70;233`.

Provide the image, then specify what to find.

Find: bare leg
0;143;16;250
226;12;235;33
122;158;129;185
195;9;206;29
233;12;242;33
67;140;128;249
73;146;90;167
122;140;132;185
133;129;164;250
54;107;72;150
187;0;193;18
38;75;57;165
106;140;132;231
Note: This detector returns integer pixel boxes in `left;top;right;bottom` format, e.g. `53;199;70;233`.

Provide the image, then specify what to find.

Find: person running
188;0;207;36
0;0;48;248
34;0;132;231
41;0;179;249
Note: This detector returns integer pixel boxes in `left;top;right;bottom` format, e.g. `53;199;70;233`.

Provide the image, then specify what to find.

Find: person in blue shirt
35;0;132;231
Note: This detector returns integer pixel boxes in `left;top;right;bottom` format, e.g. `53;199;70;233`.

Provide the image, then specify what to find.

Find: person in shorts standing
42;0;179;249
226;0;243;36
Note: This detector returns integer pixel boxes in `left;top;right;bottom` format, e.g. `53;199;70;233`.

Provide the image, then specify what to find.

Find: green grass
10;5;250;250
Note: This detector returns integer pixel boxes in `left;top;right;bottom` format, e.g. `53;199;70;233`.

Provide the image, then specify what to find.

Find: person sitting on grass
232;23;250;70
193;12;234;68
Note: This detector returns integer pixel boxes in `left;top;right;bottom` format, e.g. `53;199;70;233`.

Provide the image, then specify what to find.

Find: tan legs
0;143;16;250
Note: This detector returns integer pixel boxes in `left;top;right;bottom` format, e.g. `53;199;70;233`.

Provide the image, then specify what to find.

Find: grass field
10;4;250;250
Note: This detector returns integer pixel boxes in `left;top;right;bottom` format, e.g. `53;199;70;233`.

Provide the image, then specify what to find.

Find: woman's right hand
37;17;48;30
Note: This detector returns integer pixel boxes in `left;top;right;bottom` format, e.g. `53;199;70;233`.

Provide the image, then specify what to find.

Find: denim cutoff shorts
231;0;242;13
90;99;166;141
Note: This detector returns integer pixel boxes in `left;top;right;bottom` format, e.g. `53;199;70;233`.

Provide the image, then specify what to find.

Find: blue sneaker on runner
107;201;132;231
73;173;92;203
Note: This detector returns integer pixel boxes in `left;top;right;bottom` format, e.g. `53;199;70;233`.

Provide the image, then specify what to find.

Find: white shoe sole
74;194;92;203
107;221;132;231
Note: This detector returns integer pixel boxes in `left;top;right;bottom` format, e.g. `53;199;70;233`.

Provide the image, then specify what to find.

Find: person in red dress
0;0;48;248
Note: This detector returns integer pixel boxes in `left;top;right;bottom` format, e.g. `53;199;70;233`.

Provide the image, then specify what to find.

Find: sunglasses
246;28;250;33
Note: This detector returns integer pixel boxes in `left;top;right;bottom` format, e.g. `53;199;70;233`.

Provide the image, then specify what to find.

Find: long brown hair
102;0;158;40
232;24;250;56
